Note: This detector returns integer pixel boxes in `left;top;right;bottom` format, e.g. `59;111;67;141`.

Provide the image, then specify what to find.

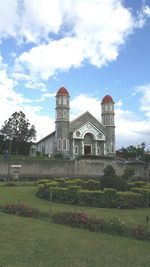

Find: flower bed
52;211;150;241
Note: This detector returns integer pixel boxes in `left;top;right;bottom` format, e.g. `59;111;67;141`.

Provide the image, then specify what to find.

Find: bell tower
101;95;115;156
55;87;70;155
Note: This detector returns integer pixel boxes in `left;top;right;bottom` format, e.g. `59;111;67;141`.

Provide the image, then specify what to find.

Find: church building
36;87;115;158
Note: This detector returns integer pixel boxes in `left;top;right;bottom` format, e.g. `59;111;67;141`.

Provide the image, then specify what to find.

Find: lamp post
7;137;12;182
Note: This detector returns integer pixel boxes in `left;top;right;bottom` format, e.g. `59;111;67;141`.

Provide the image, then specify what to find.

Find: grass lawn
0;184;150;267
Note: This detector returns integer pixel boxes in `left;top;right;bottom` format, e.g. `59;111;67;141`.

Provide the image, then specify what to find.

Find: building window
105;116;108;123
109;104;113;111
106;142;110;152
63;97;67;105
57;139;61;150
110;116;113;124
57;109;62;118
76;131;80;137
62;138;67;150
97;147;100;155
58;96;62;105
105;104;108;111
63;109;67;118
74;145;78;154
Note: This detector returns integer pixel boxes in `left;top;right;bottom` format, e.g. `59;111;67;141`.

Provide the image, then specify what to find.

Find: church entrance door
84;145;92;155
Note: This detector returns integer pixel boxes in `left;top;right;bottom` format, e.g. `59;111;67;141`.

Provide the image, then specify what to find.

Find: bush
103;165;116;177
117;191;144;208
37;183;149;208
82;180;100;190
3;203;40;217
100;175;128;191
52;211;89;227
132;181;147;188
38;179;49;185
106;217;128;236
131;225;150;241
52;211;150;241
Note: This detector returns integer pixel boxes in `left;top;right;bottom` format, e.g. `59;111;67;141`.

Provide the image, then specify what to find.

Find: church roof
70;111;107;135
102;95;114;104
56;87;69;96
36;131;55;144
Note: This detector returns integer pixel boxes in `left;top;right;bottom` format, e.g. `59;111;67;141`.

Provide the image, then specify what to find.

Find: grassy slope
0;185;150;267
0;212;150;267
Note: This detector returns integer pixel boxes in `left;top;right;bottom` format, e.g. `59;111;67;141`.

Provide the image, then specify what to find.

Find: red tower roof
56;87;69;96
102;95;114;104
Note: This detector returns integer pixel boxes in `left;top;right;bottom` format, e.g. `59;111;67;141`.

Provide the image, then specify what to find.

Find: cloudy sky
0;0;150;149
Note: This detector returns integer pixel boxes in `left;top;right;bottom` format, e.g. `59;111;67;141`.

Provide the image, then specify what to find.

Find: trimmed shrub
100;175;128;192
37;182;149;208
103;165;116;177
133;181;147;188
38;179;49;185
117;191;144;208
3;203;39;217
82;179;100;190
52;211;150;241
52;211;89;227
106;217;128;236
131;225;150;241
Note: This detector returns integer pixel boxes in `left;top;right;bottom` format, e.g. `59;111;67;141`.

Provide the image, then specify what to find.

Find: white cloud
143;5;150;16
0;55;54;141
135;84;150;118
70;94;101;120
14;0;149;80
15;37;86;80
0;0;18;38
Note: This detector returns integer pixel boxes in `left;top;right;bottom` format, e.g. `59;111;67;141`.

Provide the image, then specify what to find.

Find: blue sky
0;0;150;149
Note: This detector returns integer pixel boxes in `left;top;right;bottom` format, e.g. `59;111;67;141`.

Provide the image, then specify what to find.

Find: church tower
54;87;70;155
101;95;115;156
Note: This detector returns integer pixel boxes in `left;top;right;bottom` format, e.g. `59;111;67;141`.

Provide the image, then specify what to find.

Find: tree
0;111;36;155
119;142;146;160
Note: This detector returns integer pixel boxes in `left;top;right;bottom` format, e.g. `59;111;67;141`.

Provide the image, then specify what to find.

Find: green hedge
37;184;150;208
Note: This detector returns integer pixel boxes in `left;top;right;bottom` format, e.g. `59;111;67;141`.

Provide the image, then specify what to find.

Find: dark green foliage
37;178;150;208
82;179;100;190
100;174;128;191
53;153;64;159
103;164;116;177
117;191;145;208
119;143;146;160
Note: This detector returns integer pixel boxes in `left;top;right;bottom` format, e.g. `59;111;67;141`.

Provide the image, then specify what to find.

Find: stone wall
0;158;149;180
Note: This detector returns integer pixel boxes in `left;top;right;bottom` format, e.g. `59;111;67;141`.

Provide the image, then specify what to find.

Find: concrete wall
0;158;149;180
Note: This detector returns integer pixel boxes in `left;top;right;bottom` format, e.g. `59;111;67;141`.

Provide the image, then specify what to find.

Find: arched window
63;109;67;118
109;104;113;111
57;109;62;118
105;104;108;111
58;96;62;105
62;138;67;150
57;139;61;150
74;145;78;154
63;97;67;105
106;142;110;152
105;116;108;123
97;147;100;155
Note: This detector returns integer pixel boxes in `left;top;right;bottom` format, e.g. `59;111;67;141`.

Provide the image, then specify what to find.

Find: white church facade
36;87;115;158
